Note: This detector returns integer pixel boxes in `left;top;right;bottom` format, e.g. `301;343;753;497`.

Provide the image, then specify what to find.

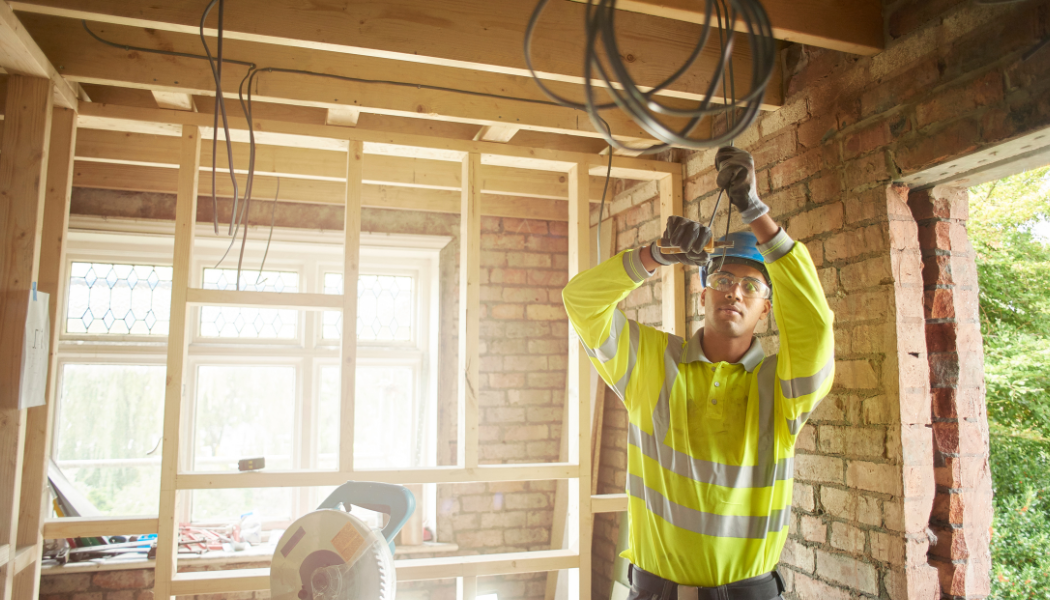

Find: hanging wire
524;0;776;155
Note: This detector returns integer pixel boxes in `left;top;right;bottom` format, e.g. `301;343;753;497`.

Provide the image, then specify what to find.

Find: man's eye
714;276;733;287
743;280;760;294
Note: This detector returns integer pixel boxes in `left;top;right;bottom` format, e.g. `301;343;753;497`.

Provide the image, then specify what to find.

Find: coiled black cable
524;0;776;154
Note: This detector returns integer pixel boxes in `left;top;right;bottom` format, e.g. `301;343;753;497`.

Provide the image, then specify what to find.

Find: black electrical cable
256;177;280;286
524;0;776;154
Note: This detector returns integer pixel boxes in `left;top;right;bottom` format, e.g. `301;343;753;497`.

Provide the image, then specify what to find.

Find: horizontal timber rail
185;289;342;311
176;463;580;489
168;549;580;595
75;103;679;180
42;516;160;539
590;493;629;513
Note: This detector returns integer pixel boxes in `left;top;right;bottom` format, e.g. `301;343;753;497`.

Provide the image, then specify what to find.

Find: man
563;147;834;600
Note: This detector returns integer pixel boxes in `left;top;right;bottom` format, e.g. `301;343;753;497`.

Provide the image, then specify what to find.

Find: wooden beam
70;161;573;222
175;464;579;489
326;107;360;127
660;171;685;336
72;102;680;179
151;90;195;111
475;124;519;143
13;105;76;600
458;152;481;469
0;74;52;599
339;140;362;472
11;0;781;108
0;1;76;108
457;576;478;600
22;14;700;144
590;493;628;513
567;161;592;599
585;0;884;55
74;128;619;202
185;289;342;311
42;516;158;539
153;124;201;600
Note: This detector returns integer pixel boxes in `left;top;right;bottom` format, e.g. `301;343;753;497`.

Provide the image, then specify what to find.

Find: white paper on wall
19;289;50;409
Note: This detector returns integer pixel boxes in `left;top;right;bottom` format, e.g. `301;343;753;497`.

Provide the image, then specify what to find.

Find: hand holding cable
714;147;769;224
650;216;713;267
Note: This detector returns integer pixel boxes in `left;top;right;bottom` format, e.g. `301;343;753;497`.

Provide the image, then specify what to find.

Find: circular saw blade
271;509;396;600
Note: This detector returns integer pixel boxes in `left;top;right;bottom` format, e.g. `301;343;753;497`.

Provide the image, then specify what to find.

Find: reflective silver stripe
628;475;791;539
628;423;794;487
610;320;640;401
786;412;811;436
779;356;834;399
649;333;684;435
587;310;627;364
623;249;653;283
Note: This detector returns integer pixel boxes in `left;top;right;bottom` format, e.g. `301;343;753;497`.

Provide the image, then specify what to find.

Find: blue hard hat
700;231;771;291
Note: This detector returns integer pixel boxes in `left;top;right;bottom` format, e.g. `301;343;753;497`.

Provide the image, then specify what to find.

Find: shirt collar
682;328;765;373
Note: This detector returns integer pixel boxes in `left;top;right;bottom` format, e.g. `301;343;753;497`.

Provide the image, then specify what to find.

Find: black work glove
714;146;770;224
649;216;712;267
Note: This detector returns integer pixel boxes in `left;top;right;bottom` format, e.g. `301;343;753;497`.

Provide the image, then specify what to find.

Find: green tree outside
969;165;1050;599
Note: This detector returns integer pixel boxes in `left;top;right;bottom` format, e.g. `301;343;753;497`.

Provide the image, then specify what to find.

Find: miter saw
271;481;415;600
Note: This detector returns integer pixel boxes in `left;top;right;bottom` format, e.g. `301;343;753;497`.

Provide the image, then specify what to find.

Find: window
55;219;447;533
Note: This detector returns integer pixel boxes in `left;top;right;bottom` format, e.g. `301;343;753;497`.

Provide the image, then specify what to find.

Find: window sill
40;542;460;575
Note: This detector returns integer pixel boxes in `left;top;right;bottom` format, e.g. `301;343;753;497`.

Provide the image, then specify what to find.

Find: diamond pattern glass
199;269;299;338
322;273;414;341
66;262;173;335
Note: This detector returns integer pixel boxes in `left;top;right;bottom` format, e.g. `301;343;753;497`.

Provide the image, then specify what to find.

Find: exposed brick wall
910;187;992;599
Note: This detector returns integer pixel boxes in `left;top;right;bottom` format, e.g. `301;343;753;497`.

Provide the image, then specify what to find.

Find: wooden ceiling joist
9;0;782;109
0;0;76;108
21;14;700;145
74;128;618;202
573;0;883;56
151;90;195;111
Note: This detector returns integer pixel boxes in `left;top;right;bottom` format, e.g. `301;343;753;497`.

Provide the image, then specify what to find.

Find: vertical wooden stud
339;141;363;472
659;171;685;336
0;75;53;599
567;162;592;599
458;152;481;469
154;124;202;600
13;105;77;600
457;575;478;600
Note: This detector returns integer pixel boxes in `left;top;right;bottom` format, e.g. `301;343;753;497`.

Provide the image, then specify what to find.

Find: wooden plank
660;172;685;336
11;545;33;574
151;91;195;111
72;102;681;178
590;494;628;514
0;544;8;568
567;162;592;599
0;1;77;109
397;549;579;581
579;0;884;55
70;161;573;221
475;124;519;143
13;105;75;600
326;107;360;127
0;74;52;600
175;463;579;489
23;14;683;145
11;0;781;108
75;129;617;202
458;152;481;469
457;576;478;600
340;140;363;472
170;568;271;596
42;516;158;539
153;124;201;600
185;288;342;311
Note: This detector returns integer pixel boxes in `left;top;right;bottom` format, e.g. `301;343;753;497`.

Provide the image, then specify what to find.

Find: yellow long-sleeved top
563;228;834;587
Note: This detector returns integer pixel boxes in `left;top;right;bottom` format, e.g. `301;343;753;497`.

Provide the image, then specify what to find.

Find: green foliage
972;166;1050;600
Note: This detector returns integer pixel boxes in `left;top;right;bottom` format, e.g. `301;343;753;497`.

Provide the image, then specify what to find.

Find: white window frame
55;215;448;534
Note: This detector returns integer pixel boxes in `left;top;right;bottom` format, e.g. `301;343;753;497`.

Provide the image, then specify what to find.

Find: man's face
701;263;771;339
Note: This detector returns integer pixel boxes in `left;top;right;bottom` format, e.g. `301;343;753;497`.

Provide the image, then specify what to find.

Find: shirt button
711;399;718;405
714;382;720;387
710;367;716;372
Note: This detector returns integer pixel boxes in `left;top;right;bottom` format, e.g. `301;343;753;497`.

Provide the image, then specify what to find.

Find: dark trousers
627;565;785;600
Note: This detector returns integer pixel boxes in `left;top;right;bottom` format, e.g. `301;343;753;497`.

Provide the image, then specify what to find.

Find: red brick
896;118;982;174
916;70;1005;129
93;571;153;590
888;0;968;38
798;114;838;149
844;151;892;191
792;572;850;600
847;460;902;495
770;149;823;190
787;203;845;240
502;218;549;235
815;549;879;595
795;454;844;484
860;59;941;119
801;515;827;543
41;574;93;595
843;120;893;160
807;171;842;205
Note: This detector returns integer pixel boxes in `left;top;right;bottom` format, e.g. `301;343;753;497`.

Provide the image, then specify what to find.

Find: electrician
563;147;834;600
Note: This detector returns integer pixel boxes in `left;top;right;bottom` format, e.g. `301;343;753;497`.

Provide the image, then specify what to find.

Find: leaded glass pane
322;273;414;341
66;262;172;335
199;268;299;339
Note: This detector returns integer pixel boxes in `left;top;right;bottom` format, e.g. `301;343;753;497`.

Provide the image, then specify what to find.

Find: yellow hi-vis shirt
562;228;834;587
